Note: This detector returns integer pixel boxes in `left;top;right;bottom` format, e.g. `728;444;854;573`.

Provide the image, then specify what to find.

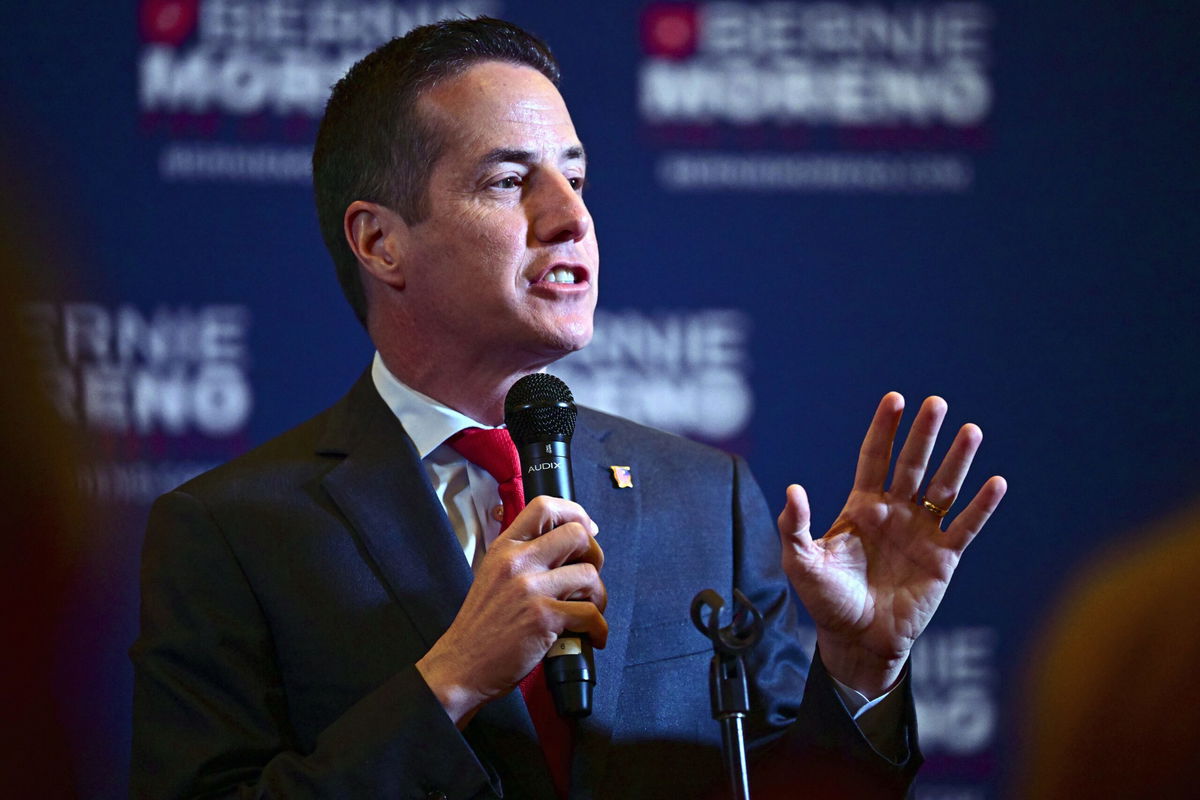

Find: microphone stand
691;589;764;800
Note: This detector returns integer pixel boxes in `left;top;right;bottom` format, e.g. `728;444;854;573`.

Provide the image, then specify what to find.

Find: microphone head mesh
504;373;577;444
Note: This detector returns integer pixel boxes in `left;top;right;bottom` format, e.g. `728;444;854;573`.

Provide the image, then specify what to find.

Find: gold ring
920;496;951;518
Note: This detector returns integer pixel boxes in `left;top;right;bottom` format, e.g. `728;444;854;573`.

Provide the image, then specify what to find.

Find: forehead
418;60;580;162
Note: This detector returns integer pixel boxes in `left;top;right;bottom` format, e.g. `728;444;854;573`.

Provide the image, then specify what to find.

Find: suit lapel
318;372;473;648
570;410;641;798
316;372;555;800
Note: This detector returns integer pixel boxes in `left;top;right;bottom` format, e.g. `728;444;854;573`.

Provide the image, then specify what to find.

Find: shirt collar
370;352;496;458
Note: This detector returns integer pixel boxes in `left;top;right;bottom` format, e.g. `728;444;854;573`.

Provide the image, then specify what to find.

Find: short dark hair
312;17;561;327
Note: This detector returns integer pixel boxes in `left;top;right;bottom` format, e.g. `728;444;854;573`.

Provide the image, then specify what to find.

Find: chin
532;325;593;361
561;319;594;351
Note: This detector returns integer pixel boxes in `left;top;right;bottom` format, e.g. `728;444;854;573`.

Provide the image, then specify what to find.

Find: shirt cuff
829;674;908;761
829;675;890;718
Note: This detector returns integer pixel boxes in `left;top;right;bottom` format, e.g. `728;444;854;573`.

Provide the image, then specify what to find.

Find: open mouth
533;264;588;286
544;266;580;284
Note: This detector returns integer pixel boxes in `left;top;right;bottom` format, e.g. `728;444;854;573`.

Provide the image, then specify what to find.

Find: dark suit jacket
131;370;920;799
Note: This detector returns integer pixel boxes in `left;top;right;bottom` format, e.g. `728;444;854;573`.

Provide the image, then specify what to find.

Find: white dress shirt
371;353;509;570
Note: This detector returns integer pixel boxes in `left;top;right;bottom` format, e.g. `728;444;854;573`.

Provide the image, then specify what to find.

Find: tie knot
447;427;520;486
447;427;526;531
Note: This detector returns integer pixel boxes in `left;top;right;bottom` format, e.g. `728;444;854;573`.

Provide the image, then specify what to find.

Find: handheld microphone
504;373;595;719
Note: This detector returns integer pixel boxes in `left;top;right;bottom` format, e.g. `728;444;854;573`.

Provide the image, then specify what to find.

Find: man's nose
531;173;591;244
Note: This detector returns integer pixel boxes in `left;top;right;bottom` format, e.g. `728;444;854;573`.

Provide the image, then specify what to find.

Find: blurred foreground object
0;169;87;798
1019;500;1200;798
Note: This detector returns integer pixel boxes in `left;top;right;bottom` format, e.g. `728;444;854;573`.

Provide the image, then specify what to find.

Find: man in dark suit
131;17;1006;799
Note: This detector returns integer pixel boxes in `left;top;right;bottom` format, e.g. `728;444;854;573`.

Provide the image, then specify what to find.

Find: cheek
458;221;528;284
429;221;515;289
458;206;521;247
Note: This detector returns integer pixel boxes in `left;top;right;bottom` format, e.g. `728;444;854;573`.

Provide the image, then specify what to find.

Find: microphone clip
691;588;764;800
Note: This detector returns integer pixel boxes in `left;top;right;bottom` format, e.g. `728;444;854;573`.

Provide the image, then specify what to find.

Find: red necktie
447;427;573;799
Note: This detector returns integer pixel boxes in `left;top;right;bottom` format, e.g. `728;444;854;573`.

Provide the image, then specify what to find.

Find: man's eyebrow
480;147;534;166
478;145;587;166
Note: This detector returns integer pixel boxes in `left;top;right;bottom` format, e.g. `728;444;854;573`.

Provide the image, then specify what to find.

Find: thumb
777;484;813;553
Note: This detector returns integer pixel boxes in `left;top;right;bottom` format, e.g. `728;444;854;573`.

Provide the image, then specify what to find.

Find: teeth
547;267;577;284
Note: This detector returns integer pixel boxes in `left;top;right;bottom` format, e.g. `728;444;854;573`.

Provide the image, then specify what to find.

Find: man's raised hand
777;393;1007;696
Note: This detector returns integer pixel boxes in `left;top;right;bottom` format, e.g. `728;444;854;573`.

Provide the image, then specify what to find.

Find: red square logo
641;4;699;60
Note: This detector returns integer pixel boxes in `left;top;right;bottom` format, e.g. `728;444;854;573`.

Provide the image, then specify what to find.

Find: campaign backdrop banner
2;2;1197;797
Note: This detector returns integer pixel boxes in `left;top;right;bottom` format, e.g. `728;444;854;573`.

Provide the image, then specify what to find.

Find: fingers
847;393;1000;553
500;496;599;543
922;422;983;510
857;394;982;517
777;483;813;550
493;498;602;584
491;494;605;603
528;520;604;571
853;392;905;492
548;599;609;648
944;475;1007;551
517;563;608;647
543;561;608;613
889;396;948;498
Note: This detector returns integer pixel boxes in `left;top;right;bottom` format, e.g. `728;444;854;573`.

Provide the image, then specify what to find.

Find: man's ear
344;200;407;289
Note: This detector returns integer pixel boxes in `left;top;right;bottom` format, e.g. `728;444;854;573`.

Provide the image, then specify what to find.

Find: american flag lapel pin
609;465;633;489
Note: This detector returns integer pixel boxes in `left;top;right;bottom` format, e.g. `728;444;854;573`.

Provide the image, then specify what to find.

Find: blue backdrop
3;2;1198;797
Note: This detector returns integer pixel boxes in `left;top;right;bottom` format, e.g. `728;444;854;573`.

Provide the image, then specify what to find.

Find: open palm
778;393;1007;695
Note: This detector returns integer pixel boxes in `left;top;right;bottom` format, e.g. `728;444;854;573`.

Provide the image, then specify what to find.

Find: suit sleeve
730;455;923;798
130;489;498;800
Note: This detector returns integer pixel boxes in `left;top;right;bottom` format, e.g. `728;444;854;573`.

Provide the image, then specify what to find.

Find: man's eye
569;176;586;192
492;176;522;189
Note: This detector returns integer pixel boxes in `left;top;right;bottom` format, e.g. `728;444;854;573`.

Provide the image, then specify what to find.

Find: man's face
396;60;599;368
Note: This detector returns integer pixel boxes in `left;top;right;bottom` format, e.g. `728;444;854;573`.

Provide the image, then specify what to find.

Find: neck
375;343;558;427
390;359;536;426
367;299;576;425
